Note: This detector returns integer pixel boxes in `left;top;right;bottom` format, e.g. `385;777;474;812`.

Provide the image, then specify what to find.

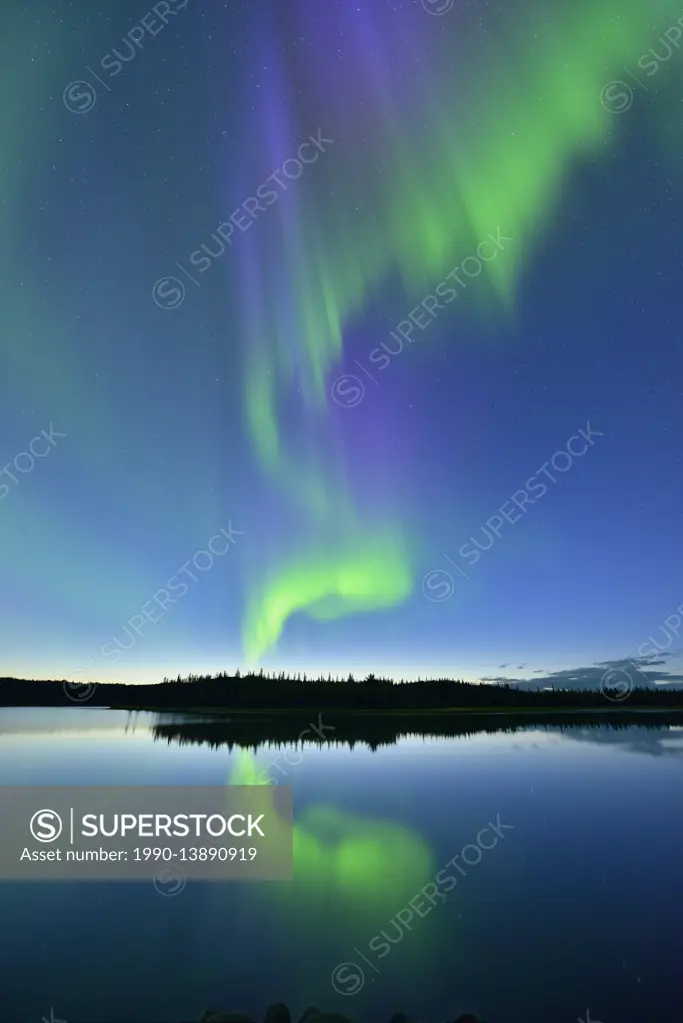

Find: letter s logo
30;809;63;843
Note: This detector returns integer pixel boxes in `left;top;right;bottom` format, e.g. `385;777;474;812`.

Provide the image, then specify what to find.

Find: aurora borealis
227;747;439;998
3;0;683;686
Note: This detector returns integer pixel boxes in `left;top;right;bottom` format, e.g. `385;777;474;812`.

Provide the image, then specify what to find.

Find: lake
1;707;681;1023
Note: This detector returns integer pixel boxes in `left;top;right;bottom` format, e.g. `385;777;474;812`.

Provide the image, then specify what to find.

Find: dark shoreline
2;674;682;714
126;704;683;716
6;688;682;751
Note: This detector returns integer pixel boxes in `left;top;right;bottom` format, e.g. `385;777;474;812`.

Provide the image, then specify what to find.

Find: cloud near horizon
480;653;683;690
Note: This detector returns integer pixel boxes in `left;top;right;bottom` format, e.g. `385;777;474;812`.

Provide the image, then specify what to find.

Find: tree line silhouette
0;670;682;711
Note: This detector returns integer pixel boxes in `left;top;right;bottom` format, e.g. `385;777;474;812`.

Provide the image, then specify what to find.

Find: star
578;1011;604;1023
40;1008;66;1023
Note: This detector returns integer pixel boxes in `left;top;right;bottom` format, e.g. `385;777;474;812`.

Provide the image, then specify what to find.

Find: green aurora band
242;0;680;662
228;750;435;931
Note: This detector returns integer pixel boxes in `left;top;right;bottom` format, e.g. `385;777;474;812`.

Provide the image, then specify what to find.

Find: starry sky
2;0;683;688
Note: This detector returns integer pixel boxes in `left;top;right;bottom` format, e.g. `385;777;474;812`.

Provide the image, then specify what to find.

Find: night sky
3;0;683;688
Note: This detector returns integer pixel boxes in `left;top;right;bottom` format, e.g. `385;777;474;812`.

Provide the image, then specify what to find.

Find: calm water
1;707;681;1023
